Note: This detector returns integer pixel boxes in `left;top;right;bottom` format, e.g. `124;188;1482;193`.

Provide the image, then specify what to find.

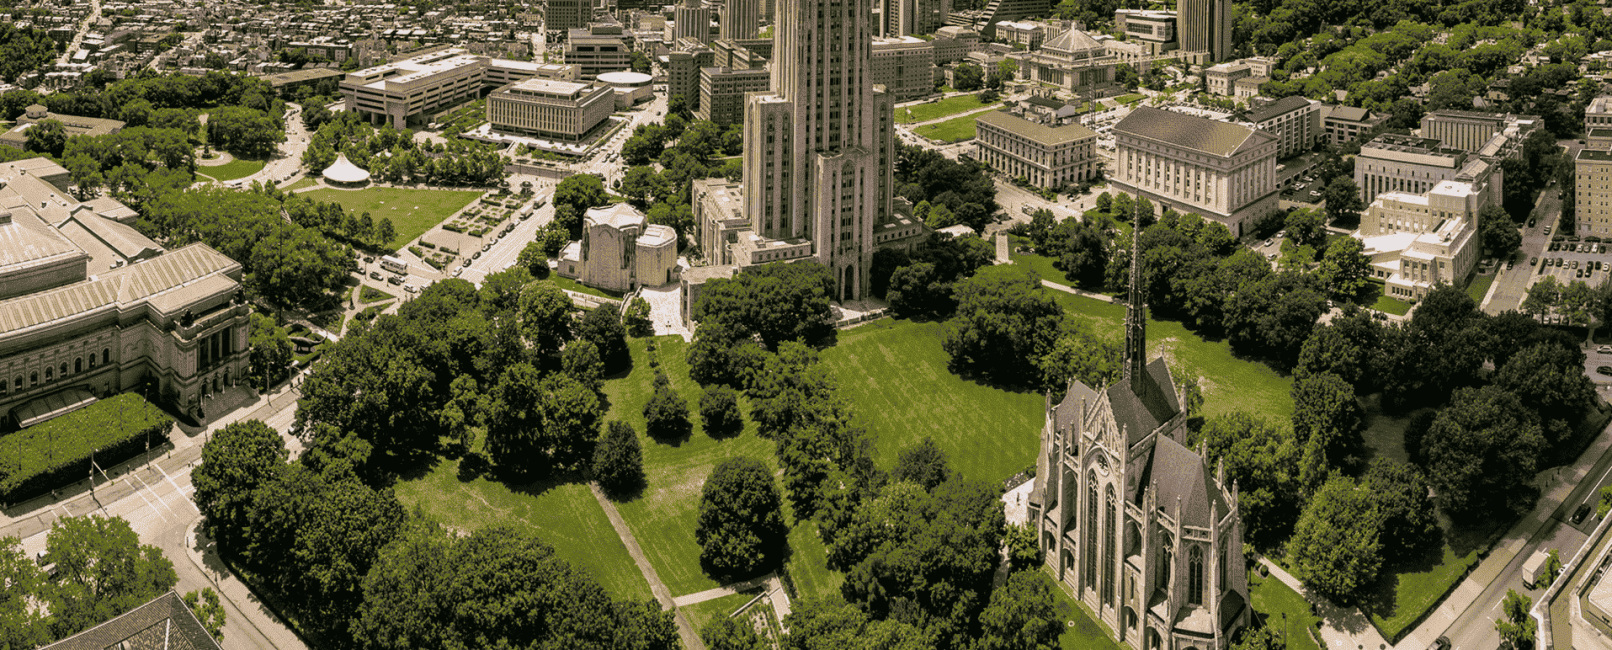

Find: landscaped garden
896;94;1000;124
357;285;394;304
1248;570;1324;650
300;186;481;250
0;394;174;503
549;274;627;300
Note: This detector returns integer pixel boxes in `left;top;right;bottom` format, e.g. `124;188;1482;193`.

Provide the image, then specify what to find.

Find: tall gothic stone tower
740;0;896;300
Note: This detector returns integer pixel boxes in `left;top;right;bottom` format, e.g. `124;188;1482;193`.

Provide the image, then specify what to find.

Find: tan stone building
1203;61;1249;96
340;48;547;128
1353;134;1499;205
1354;180;1481;301
697;66;771;126
556;204;679;291
975;110;1098;190
1032;224;1248;649
1111;106;1280;237
871;36;937;102
1019;27;1120;97
486;79;614;141
1245;95;1319;160
0;159;251;425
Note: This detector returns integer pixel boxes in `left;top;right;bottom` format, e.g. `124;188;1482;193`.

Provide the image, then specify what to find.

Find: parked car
369;271;382;280
387;276;402;285
1550;242;1560;251
404;285;418;294
1546;225;1553;234
1507;259;1514;270
1429;636;1451;650
363;256;375;263
1531;256;1539;266
1598;345;1612;353
1574;503;1594;524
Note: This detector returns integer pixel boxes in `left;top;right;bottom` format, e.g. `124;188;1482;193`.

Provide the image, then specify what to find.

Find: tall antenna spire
1123;196;1146;391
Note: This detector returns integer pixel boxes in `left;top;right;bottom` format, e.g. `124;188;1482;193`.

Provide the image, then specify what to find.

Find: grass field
897;94;1000;124
785;520;842;601
607;337;786;598
1041;571;1123;650
393;456;653;602
1362;543;1481;642
1013;253;1073;289
1114;93;1146;105
282;177;320;191
821;319;1045;483
1050;292;1296;422
682;592;760;637
915;113;983;143
358;285;394;304
301;187;481;250
1373;294;1413;315
1467;273;1495;304
201;158;265;181
1249;570;1323;650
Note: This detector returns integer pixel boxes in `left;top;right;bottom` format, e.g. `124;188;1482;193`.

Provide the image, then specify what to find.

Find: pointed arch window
1103;485;1116;606
1188;546;1205;606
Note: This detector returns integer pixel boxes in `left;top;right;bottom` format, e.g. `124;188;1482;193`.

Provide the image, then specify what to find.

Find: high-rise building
880;0;950;37
546;0;591;35
1177;0;1230;63
721;0;760;40
672;0;713;44
740;0;898;300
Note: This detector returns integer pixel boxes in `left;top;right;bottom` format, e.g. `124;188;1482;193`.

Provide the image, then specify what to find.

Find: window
30;372;38;387
44;367;52;382
103;349;110;365
74;358;82;373
1188;546;1205;606
1103;486;1116;606
59;363;67;377
1085;474;1098;591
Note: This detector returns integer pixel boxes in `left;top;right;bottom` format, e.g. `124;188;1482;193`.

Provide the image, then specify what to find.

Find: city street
457;188;557;286
1484;187;1561;315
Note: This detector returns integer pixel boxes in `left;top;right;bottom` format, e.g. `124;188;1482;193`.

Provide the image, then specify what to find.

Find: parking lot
1532;239;1612;286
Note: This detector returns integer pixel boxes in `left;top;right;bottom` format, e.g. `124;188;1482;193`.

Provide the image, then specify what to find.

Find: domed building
556;203;678;292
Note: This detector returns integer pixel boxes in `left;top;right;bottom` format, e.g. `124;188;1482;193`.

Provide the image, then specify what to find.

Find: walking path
1258;558;1386;649
1039;279;1114;303
589;483;705;650
672;574;773;607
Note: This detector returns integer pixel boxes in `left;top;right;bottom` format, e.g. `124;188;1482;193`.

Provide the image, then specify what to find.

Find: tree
1291;372;1364;471
485;368;604;472
518;280;577;358
553;174;609;235
517;240;550;276
700;385;744;437
694;262;836;349
1362;458;1438;561
562;338;605;392
891;437;951;491
953;63;984;91
206;106;285;158
0;536;50;648
193;420;288;550
620;165;672;210
704;616;770;650
644;372;693;440
1422;386;1546;518
248;312;292;389
594;421;645;498
1285;207;1327;250
1288;475;1382;604
625;296;654;337
887;262;949;317
25;118;67;157
780;598;932;650
975;571;1063;650
941;265;1067;386
1196;412;1305;548
1480;204;1522;258
1496;589;1536;650
44;515;179;639
1322;177;1365;226
182;588;226;641
1034;320;1120;394
1223;270;1327;370
577;305;631;374
1317;236;1371;301
696;457;789;578
630;51;652;74
1494;341;1594;445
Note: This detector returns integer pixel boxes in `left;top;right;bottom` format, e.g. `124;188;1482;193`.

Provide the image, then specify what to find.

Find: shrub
0;394;174;503
443;223;465;233
408;245;425;257
699;385;743;437
643;372;691;441
420;241;437;249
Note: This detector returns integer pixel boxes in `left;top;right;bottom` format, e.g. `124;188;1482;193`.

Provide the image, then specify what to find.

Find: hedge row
0;393;174;503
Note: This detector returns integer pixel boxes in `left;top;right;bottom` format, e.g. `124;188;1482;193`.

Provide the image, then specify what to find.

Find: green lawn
785;520;842;602
551;274;627;300
1114;93;1146;105
1051;292;1296;422
201;158;265;181
897;94;1000;124
1249;570;1323;650
915;113;983;143
283;177;320;191
1013;253;1073;289
392;456;653;602
1373;294;1413;315
301;187;481;250
1362;543;1481;642
1041;570;1123;650
608;337;785;598
1467;273;1495;304
682;592;760;637
821;319;1045;483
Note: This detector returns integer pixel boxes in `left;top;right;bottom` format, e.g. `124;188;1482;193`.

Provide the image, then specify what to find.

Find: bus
379;255;409;275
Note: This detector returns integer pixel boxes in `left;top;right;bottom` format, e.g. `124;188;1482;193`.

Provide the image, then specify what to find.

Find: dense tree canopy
694;262;836;348
696;457;789;579
941;265;1067;387
193;420;289;550
1422;386;1546;518
43;515;179;640
1288;475;1382;604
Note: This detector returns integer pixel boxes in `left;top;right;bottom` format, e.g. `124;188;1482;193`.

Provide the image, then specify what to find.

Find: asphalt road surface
1485;187;1561;315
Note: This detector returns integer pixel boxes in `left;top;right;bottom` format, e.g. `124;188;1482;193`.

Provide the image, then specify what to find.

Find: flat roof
977;110;1096;145
258;67;344;86
1579;148;1612;162
507;78;594;96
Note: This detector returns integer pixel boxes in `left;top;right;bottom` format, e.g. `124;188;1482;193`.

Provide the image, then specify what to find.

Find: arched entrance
841;264;857;301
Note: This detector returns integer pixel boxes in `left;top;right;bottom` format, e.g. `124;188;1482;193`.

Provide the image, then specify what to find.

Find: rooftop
977;110;1097;145
0;243;238;336
41;590;222;650
1115;106;1272;158
1247;95;1313;123
506;77;594;97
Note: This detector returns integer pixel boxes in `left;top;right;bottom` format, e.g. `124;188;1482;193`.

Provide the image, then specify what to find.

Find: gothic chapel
1030;217;1249;649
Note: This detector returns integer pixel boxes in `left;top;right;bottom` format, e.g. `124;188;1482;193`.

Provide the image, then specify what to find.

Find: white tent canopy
322;153;371;184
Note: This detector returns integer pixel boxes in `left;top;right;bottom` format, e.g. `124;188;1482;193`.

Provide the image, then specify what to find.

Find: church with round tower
1029;220;1249;649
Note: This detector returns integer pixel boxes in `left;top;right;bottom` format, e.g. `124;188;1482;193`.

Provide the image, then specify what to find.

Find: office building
1353;180;1480;301
975;110;1098;190
721;0;759;40
1113;9;1177;56
0;106;124;150
713;38;773;68
1111;106;1280;236
340;48;544;128
1245;95;1319;160
564;25;634;78
871;36;937;102
666;42;716;109
885;0;950;37
1588;96;1612;149
994;21;1044;48
1354;134;1501;205
1203;61;1249;96
697;66;771;125
673;0;713;44
1030;222;1248;650
735;0;902;300
485;78;614;141
547;0;591;34
1321;105;1388;148
1419;109;1541;160
0;159;251;425
931;26;981;63
1577;148;1612;238
1178;0;1230;62
949;0;1053;40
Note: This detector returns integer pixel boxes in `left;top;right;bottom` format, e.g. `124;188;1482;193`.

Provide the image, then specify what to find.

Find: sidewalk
1257;558;1388;650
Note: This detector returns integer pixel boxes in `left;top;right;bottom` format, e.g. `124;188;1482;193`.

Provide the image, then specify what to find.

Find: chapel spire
1123;199;1146;391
